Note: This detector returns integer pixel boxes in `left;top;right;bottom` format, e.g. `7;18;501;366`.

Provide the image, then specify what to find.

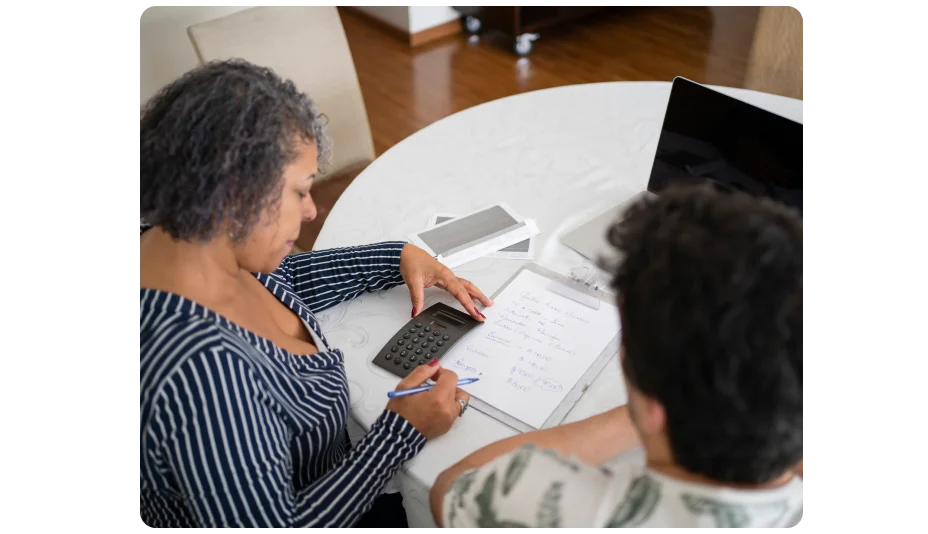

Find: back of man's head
605;184;802;485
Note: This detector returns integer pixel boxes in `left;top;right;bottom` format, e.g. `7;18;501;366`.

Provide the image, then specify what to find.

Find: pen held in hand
387;377;480;398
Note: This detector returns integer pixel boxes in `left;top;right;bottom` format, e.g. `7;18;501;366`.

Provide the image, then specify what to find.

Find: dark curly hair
604;184;802;484
141;59;331;242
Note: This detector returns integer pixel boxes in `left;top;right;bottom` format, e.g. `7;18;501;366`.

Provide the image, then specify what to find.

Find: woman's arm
152;349;425;527
285;242;407;313
429;406;640;526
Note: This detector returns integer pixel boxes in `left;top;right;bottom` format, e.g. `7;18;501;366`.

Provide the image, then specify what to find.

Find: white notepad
445;267;621;430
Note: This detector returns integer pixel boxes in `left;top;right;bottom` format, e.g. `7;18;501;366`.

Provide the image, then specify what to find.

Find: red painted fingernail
411;307;416;318
478;311;486;319
428;359;440;367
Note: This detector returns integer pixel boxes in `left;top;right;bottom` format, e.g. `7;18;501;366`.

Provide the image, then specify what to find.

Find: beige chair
744;6;803;100
188;7;375;251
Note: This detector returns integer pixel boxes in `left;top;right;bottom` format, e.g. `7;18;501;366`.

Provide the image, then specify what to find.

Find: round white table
313;81;803;527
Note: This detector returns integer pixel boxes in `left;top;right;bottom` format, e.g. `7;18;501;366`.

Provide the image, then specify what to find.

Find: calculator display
433;310;465;327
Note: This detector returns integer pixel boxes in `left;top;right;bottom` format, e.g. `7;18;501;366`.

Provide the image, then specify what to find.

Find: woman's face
235;140;319;272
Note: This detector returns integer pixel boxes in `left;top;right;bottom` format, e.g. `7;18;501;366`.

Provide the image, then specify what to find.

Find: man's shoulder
441;445;803;528
442;444;640;528
603;470;804;528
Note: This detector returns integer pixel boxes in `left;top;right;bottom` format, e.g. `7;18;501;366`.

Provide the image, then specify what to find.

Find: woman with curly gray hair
140;59;492;527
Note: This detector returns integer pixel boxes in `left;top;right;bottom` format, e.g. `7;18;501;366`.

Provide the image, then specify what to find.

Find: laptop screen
647;78;802;213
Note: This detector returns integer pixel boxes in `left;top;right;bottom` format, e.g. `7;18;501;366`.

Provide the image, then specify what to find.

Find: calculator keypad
372;303;481;378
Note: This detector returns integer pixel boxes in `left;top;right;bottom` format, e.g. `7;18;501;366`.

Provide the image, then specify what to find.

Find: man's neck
645;459;796;490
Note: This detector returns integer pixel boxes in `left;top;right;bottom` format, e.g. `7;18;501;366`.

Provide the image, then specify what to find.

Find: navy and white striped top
140;239;427;527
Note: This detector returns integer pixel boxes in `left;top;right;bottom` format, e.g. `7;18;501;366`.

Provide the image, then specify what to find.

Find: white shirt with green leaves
441;444;803;528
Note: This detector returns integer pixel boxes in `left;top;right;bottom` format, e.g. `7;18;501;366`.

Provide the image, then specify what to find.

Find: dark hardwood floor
339;6;761;156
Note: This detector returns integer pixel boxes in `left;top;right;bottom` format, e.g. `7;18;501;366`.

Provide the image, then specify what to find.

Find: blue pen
387;377;480;398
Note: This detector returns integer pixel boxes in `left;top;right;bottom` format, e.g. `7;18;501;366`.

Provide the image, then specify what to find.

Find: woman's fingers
460;278;493;307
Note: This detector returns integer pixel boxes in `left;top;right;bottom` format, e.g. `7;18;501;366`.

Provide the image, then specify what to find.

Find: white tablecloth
312;81;803;526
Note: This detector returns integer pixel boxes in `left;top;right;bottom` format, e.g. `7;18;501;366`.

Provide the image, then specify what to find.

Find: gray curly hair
141;59;332;242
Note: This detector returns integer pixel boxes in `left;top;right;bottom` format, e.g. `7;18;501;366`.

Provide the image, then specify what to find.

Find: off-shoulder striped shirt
140;238;425;527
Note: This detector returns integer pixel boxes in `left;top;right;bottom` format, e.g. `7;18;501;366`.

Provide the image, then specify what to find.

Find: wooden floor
339;6;761;156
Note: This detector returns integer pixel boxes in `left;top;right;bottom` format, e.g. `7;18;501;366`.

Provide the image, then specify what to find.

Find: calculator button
415;323;422;328
415;348;422;355
427;336;434;342
391;346;398;352
419;360;426;365
393;358;402;365
421;342;428;348
400;350;408;356
425;353;433;360
436;340;444;347
409;354;417;361
443;335;450;341
403;362;411;369
417;332;425;337
424;326;431;332
432;330;441;336
409;328;416;333
430;347;439;353
403;333;410;339
406;344;414;350
384;353;392;360
397;339;405;345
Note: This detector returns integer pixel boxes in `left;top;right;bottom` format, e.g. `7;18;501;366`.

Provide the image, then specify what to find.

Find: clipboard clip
546;279;601;310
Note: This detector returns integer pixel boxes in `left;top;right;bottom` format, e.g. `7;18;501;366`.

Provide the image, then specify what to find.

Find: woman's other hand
386;360;470;440
400;244;493;321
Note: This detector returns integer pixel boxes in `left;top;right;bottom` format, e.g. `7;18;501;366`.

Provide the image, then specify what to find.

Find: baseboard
409;18;462;47
339;7;409;44
340;7;461;48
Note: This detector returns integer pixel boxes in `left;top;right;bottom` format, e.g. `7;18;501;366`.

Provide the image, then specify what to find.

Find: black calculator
372;302;483;378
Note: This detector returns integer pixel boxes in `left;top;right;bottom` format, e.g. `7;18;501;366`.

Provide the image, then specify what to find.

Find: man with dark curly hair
140;59;496;527
431;184;803;527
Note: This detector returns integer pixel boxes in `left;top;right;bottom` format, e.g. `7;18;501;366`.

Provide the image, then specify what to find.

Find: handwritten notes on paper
445;269;620;429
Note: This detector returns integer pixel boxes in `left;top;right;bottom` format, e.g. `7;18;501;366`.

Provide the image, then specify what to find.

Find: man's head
604;184;802;484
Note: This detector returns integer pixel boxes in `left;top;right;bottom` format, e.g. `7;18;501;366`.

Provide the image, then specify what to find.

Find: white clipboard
464;262;621;433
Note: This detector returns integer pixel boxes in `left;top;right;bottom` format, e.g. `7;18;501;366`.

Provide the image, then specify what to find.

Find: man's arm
430;406;639;526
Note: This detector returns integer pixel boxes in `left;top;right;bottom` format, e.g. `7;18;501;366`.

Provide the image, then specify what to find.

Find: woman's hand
386;360;470;440
400;244;493;321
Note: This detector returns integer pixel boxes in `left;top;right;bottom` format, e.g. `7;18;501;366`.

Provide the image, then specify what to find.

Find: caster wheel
464;16;482;34
514;33;538;56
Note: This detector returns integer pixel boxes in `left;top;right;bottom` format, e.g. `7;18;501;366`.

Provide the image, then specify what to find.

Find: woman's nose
303;197;318;222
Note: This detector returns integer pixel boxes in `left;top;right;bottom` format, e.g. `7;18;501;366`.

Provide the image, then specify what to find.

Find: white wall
408;6;460;33
353;6;459;34
354;6;410;32
140;6;252;105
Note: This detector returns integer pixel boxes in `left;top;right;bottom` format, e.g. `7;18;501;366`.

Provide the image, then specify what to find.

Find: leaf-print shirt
441;444;803;527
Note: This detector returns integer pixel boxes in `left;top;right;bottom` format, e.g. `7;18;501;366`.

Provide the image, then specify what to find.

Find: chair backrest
743;6;803;100
187;6;375;176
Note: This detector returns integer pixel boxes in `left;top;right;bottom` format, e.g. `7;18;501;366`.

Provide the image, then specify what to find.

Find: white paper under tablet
418;205;519;256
